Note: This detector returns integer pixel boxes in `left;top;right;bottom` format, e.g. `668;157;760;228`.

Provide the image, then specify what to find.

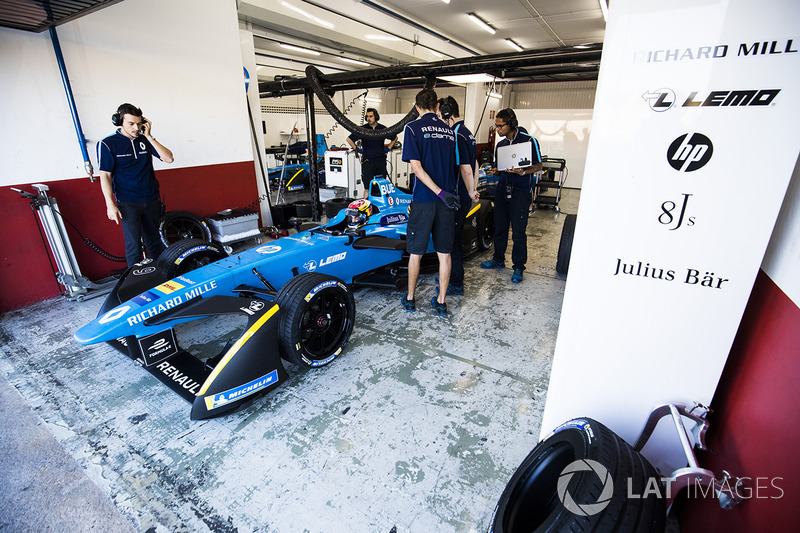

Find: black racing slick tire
158;211;213;247
275;273;355;368
477;205;495;251
556;213;577;276
155;238;227;278
491;418;665;533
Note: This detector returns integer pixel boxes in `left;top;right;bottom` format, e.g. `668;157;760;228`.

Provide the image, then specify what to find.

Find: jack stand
13;185;116;302
634;403;746;513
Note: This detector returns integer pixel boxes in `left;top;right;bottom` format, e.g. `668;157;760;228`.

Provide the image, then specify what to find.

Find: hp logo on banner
557;459;614;516
667;133;713;172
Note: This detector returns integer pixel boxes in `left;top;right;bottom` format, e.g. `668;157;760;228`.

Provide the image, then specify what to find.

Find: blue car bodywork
74;178;493;419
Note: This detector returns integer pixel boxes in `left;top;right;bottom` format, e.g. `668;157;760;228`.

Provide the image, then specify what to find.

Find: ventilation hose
305;65;435;140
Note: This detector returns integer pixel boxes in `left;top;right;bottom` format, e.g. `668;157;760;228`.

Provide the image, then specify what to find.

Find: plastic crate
205;209;260;243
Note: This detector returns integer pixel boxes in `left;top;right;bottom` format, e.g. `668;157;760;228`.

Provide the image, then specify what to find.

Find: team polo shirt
348;123;392;160
402;112;459;203
494;130;542;194
97;131;161;202
453;121;477;204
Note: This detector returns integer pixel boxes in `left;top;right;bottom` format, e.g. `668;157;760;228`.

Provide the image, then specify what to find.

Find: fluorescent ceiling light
599;0;608;22
440;73;498;84
280;43;320;55
340;57;370;66
468;13;496;35
281;1;334;29
365;34;401;42
487;91;503;99
505;39;523;52
360;96;382;103
441;0;451;4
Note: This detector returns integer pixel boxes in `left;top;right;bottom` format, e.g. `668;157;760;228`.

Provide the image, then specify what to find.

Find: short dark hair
496;108;517;129
117;103;143;118
415;89;438;112
365;107;379;120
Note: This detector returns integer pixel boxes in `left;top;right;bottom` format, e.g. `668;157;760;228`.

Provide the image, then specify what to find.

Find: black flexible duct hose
305;65;434;139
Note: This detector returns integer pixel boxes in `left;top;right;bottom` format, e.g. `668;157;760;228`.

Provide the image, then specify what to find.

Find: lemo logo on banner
667;133;713;172
643;89;780;112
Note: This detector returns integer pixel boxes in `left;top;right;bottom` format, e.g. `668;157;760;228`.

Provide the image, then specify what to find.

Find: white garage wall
0;0;251;186
515;109;593;189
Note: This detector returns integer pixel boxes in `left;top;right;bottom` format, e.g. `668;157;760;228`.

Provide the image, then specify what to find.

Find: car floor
0;188;654;533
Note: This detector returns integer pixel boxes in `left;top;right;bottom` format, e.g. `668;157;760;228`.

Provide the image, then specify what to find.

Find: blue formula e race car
74;178;494;420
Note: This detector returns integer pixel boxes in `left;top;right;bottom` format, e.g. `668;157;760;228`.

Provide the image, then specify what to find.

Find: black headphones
505;109;518;130
366;107;380;121
111;103;143;126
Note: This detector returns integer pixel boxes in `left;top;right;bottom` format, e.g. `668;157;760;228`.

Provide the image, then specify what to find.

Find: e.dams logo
557;459;614;516
667;133;713;172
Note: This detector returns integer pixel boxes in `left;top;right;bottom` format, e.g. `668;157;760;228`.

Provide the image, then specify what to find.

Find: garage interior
1;1;799;533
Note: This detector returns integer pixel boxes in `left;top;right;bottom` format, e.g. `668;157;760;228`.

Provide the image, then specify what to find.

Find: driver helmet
344;199;374;229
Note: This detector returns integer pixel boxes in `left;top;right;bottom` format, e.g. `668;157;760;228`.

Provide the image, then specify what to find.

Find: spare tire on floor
490;418;665;533
155;238;228;278
158;211;213;247
556;213;577;276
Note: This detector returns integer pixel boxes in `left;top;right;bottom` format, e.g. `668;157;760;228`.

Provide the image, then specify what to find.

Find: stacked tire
325;197;352;219
490;418;665;533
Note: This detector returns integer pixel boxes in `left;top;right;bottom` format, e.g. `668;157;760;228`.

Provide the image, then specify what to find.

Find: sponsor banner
541;0;800;472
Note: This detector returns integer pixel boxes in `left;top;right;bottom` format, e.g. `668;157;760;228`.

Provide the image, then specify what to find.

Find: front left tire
275;273;355;368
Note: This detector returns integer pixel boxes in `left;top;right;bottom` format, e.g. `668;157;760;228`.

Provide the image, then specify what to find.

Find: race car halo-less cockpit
74;179;494;419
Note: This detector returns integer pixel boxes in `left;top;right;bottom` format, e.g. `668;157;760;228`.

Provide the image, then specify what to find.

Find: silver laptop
496;143;534;171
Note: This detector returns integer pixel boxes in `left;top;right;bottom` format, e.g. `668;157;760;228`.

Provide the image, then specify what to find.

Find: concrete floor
1;191;579;533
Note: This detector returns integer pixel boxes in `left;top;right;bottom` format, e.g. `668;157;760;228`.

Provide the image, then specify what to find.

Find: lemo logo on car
667;133;713;172
557;459;614;516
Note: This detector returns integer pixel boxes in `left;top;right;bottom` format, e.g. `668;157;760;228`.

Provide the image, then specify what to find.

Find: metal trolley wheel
158;211;213;247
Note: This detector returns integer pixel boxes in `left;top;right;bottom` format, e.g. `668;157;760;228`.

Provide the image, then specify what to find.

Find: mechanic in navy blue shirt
98;103;174;266
436;96;479;296
346;108;398;198
401;89;465;316
480;108;542;283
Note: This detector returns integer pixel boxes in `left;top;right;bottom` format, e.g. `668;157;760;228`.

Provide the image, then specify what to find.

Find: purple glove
437;190;460;210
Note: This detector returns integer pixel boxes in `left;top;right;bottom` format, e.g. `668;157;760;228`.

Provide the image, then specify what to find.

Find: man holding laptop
480;108;543;283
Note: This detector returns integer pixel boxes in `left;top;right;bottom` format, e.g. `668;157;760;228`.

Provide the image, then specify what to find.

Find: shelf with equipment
534;157;567;211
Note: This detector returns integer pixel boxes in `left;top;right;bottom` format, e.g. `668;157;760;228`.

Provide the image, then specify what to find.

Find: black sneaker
431;297;448;317
401;293;416;312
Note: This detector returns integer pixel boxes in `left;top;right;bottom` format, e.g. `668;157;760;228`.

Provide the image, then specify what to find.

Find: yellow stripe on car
198;304;279;395
467;204;481;218
286;169;304;187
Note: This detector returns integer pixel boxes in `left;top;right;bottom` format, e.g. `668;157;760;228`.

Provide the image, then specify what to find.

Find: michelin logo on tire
557;459;614;516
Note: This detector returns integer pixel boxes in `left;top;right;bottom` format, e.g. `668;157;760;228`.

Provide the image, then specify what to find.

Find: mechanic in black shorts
401;89;465;316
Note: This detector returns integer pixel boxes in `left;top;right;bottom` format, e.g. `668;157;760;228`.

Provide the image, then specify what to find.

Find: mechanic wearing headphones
98;103;174;266
480;108;542;283
436;96;479;296
346;108;398;198
401;89;466;316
